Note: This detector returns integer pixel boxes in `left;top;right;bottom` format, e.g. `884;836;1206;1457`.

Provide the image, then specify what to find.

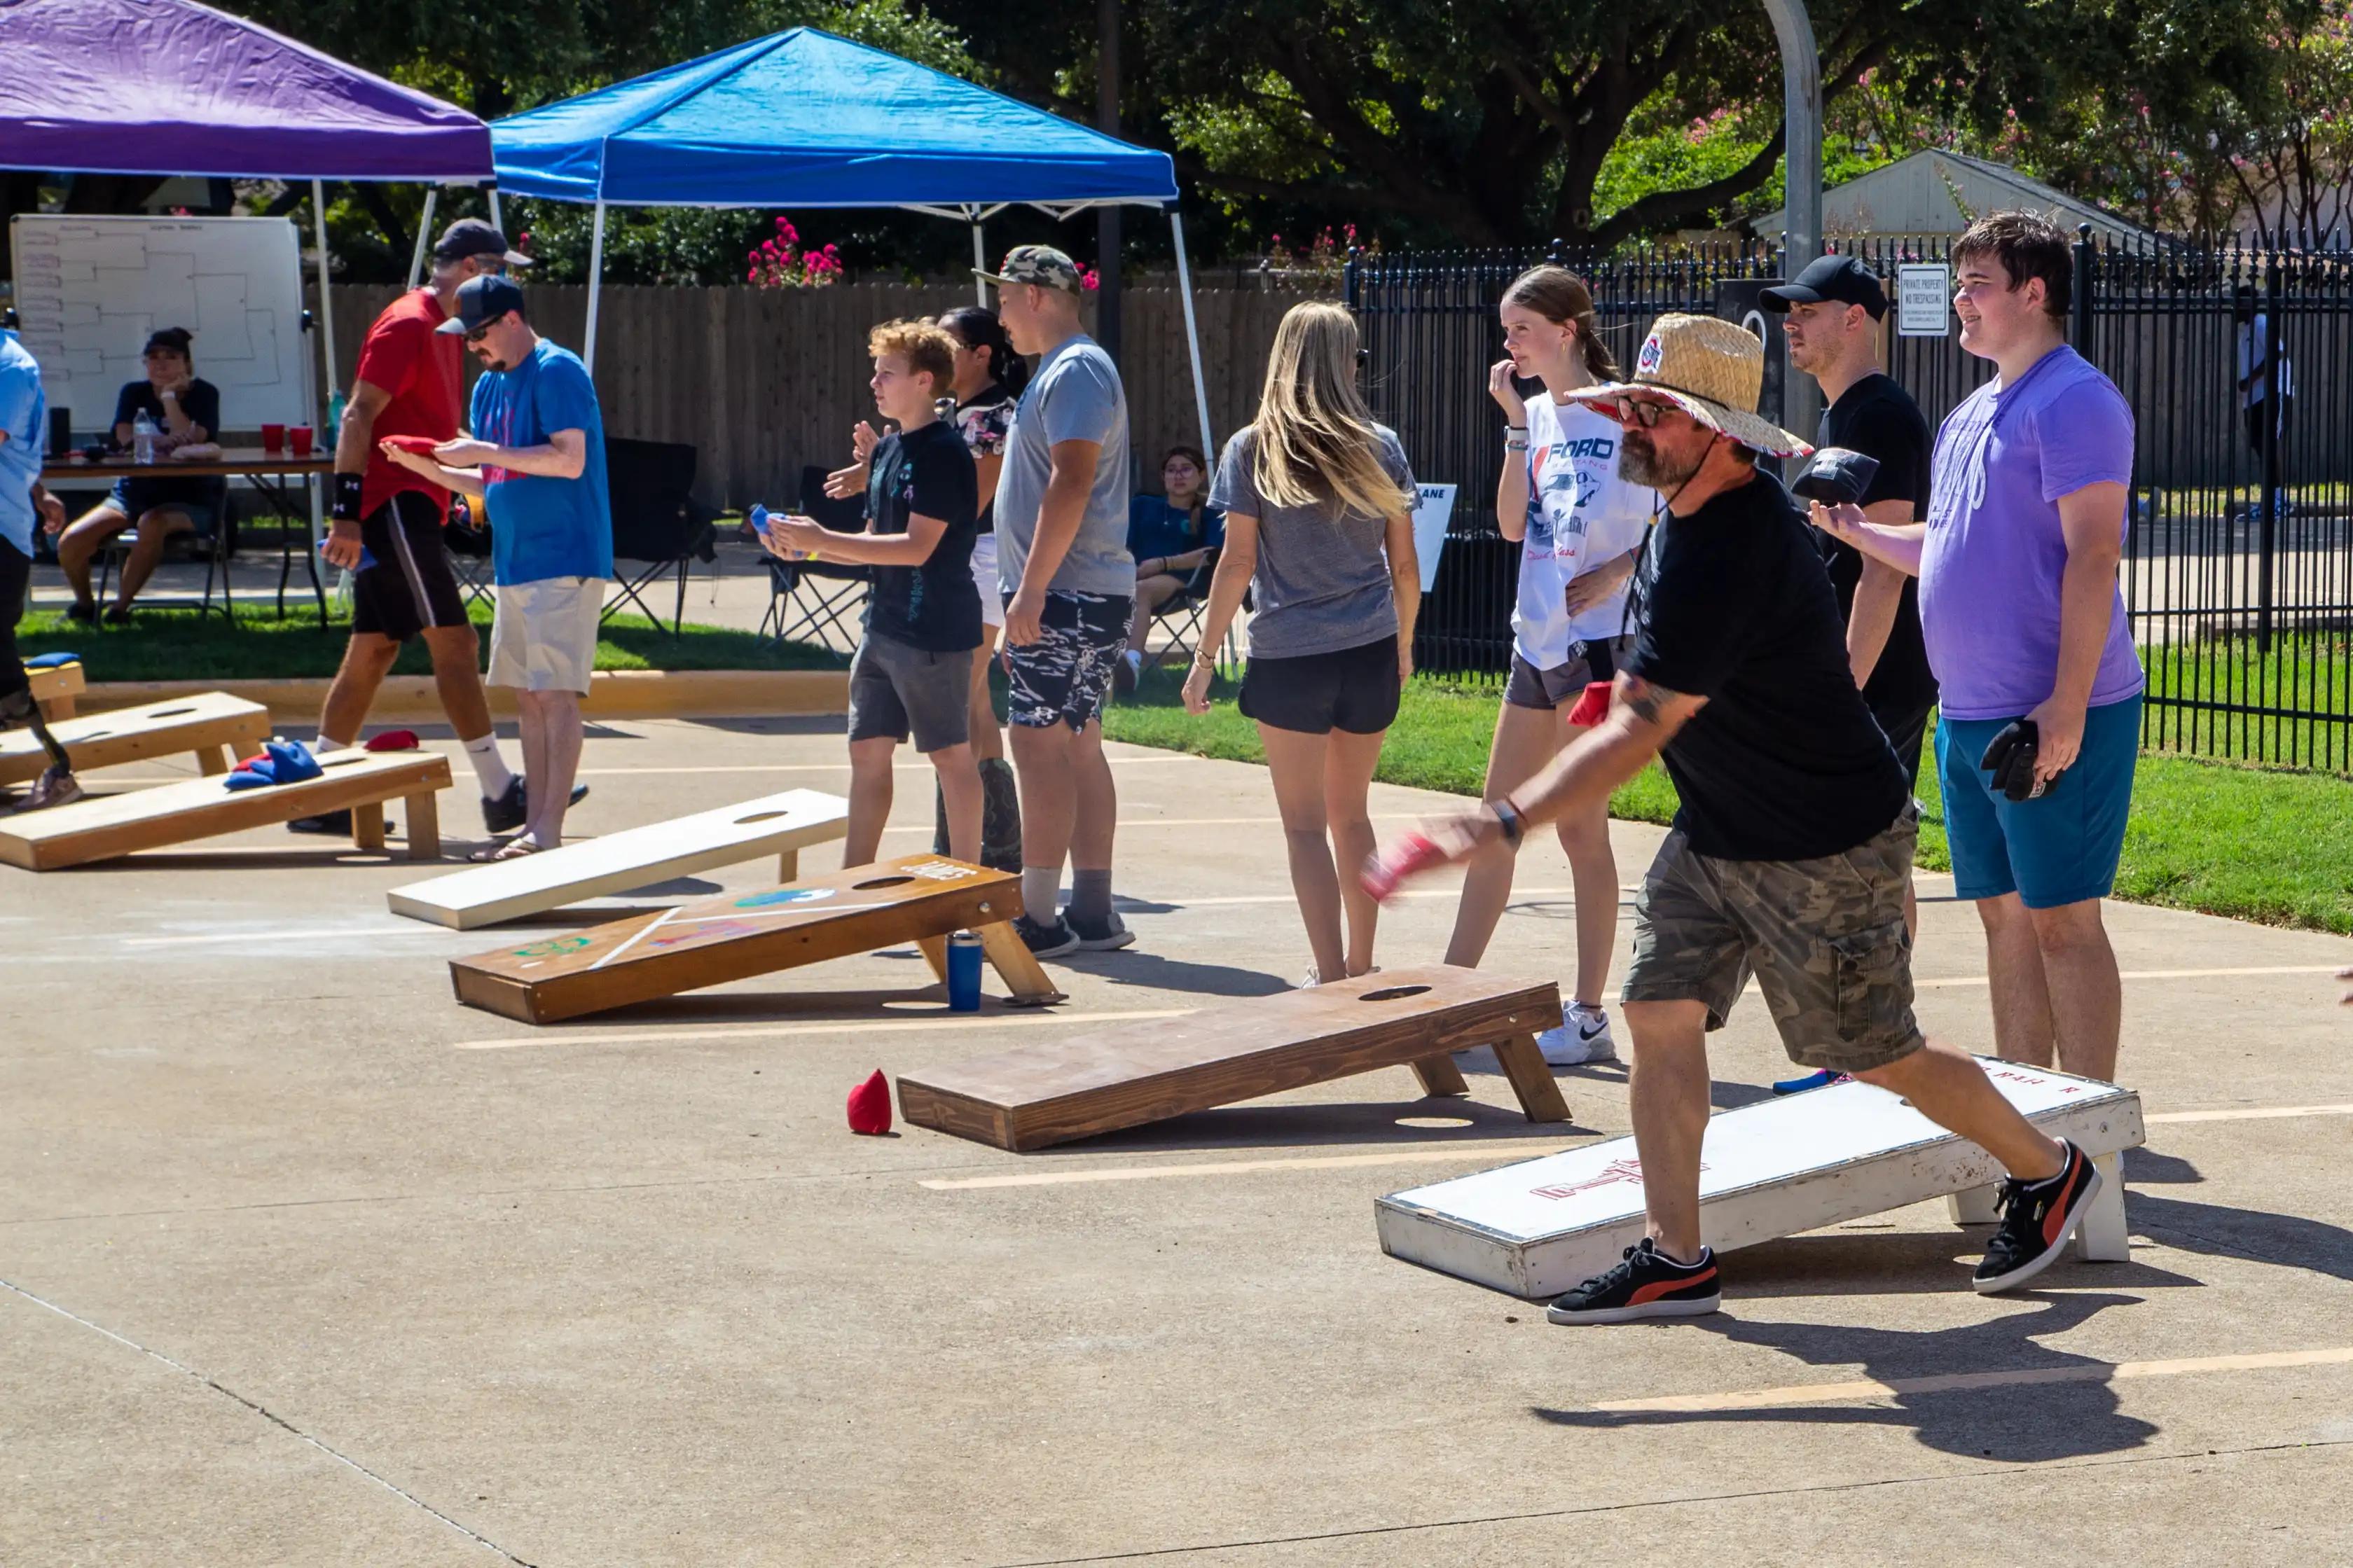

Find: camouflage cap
975;244;1084;296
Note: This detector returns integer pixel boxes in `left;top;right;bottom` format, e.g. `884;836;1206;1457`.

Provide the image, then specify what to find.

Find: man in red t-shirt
298;220;557;837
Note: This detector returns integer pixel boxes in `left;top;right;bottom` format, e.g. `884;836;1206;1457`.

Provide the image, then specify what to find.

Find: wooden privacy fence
322;281;1332;509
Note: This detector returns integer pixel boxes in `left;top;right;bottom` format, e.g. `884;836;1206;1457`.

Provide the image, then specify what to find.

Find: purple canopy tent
0;0;495;407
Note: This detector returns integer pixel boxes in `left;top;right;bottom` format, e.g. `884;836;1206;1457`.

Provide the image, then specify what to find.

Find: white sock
462;733;516;798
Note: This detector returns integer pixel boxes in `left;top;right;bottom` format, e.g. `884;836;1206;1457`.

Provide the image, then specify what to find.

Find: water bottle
132;410;158;464
946;931;984;1012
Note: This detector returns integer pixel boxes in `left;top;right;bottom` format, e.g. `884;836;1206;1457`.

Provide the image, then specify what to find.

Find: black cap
436;274;528;335
432;218;532;268
1760;255;1886;319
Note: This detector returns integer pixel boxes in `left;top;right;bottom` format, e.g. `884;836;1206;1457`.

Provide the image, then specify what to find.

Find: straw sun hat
1564;313;1813;459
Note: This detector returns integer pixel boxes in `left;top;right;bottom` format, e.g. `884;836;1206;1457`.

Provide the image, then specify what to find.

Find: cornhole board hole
448;854;1061;1025
27;659;84;720
897;966;1571;1153
0;692;272;787
386;788;851;929
0;749;453;870
1374;1063;2142;1299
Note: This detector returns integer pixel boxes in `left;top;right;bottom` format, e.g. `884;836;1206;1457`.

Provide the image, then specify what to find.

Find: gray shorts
1505;637;1626;712
847;633;974;753
1622;803;1925;1074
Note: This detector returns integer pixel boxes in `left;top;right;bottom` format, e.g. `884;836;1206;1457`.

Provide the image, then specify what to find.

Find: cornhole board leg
778;848;799;882
405;787;441;860
2076;1151;2129;1261
1411;1055;1470;1098
353;801;386;852
973;919;1065;1006
199;744;234;777
917;934;948;980
1946;1186;2000;1225
1491;1032;1572;1122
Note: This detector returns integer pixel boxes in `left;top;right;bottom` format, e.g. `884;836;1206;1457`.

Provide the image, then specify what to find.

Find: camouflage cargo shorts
1002;589;1134;731
1622;802;1925;1074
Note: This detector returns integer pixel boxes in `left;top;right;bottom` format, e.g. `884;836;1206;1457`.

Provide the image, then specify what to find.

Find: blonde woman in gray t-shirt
1183;301;1421;985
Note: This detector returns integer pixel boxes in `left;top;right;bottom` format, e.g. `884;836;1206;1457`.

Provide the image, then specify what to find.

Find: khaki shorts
1622;803;1925;1074
488;576;605;695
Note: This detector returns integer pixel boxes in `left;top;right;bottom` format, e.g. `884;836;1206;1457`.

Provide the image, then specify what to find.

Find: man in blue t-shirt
0;330;81;809
382;275;611;859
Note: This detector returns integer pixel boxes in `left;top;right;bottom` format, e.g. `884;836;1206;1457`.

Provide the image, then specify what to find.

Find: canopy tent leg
408;188;439;289
488;186;503;231
310;181;339;412
1168;209;1213;459
972;220;988;307
584;199;607;375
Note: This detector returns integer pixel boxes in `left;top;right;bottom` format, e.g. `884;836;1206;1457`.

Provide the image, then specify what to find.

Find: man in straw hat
1375;313;2105;1323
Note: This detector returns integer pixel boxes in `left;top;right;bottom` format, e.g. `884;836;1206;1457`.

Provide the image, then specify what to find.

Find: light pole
1762;0;1821;440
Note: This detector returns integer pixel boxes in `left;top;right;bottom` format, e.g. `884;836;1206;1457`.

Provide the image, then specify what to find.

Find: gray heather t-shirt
1210;423;1415;659
993;334;1135;597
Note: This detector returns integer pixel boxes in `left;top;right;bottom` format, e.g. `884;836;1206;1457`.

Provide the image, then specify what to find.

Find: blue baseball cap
436;274;528;335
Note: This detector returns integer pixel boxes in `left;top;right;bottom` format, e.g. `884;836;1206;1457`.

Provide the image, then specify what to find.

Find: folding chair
442;497;495;611
757;464;870;653
93;478;234;623
601;438;722;635
1138;557;1218;669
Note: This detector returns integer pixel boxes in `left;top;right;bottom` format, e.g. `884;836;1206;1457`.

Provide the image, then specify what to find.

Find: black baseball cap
1760;255;1886;319
435;274;528;335
432;218;533;268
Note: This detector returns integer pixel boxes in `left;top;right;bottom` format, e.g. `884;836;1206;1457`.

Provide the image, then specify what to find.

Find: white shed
1753;150;2148;241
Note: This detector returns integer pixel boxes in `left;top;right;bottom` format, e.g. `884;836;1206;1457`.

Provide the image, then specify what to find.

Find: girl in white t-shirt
1443;266;1657;1064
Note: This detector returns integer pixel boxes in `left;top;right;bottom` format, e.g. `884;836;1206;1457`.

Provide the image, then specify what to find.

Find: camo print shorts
1002;589;1135;730
1622;802;1926;1074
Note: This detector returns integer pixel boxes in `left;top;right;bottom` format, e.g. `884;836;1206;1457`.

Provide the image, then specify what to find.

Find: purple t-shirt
1919;345;2145;721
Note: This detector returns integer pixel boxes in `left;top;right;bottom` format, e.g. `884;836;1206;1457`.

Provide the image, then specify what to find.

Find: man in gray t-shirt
977;244;1140;961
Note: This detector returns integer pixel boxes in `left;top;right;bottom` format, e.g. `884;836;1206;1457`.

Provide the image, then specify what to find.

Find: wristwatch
1490;798;1526;847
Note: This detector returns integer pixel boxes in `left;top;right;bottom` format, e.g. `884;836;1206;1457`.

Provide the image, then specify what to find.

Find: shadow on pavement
1049;948;1291;998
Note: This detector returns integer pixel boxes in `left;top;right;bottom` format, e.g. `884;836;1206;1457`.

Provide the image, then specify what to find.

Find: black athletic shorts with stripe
354;490;469;643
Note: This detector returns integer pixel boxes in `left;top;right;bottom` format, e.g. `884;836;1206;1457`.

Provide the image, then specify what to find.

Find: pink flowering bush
1264;223;1376;282
746;216;843;288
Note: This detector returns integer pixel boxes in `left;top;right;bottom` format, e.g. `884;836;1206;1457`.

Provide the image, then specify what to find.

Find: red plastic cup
289;424;315;457
261;422;286;453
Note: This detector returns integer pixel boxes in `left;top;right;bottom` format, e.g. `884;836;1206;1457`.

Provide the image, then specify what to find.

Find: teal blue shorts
1935;695;2139;910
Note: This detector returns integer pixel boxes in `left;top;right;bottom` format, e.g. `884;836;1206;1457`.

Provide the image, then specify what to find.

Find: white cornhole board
1376;1063;2144;1299
385;788;850;930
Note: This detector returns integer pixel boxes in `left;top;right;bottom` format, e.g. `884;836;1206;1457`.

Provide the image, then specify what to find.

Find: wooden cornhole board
897;966;1571;1153
0;748;452;870
28;660;84;720
448;853;1061;1025
386;787;851;929
0;691;271;786
1374;1063;2144;1299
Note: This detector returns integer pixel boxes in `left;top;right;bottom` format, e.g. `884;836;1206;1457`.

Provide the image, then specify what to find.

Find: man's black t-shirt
863;419;981;653
1625;469;1910;861
1816;373;1938;720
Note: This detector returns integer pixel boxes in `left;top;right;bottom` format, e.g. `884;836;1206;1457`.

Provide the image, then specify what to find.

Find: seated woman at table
1117;444;1224;693
48;328;222;625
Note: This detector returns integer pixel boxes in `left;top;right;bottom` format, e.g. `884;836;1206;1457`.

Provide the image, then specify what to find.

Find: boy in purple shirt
1814;211;2140;1084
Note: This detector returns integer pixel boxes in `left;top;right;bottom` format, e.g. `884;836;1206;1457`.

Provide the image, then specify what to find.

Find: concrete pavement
3;717;2348;1564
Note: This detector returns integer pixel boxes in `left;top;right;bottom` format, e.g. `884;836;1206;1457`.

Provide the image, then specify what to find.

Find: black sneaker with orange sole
1547;1238;1723;1324
1973;1139;2102;1294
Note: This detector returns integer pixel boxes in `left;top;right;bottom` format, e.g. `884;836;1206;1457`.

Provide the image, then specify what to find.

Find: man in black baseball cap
432;218;534;270
1763;251;1938;992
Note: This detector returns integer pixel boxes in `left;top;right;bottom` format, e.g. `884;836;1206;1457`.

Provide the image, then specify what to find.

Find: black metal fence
1348;233;2353;771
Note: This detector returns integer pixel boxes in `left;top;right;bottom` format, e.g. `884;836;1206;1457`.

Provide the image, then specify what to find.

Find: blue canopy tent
490;29;1212;452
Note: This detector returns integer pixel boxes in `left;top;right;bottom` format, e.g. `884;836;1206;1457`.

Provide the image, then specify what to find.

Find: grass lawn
16;599;845;682
1101;665;2353;936
2140;633;2353;770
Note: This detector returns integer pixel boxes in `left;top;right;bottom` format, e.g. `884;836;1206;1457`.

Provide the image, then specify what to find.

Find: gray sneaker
1065;908;1136;951
15;765;83;812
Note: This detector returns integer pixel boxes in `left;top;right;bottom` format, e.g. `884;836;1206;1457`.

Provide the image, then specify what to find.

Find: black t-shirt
1625;469;1910;861
1816;373;1938;719
863;419;981;653
113;377;222;443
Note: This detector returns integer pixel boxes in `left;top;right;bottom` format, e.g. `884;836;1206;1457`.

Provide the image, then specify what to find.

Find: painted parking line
918;1097;2353;1191
451;1008;1192;1050
1593;1345;2353;1414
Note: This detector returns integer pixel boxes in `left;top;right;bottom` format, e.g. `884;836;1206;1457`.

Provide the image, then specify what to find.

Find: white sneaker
1536;1002;1616;1066
1298;966;1323;989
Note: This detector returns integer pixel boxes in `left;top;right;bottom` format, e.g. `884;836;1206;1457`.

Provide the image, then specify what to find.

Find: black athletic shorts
0;535;32;701
1238;633;1401;735
1873;698;1934;791
352;490;469;643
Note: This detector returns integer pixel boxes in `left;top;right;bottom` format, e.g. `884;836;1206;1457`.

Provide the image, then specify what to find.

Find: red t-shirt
354;288;464;520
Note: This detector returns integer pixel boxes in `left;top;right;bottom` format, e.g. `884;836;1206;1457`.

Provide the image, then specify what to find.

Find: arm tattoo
1620;676;1689;727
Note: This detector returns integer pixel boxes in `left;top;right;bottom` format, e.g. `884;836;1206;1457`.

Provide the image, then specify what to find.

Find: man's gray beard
1618;432;1699;490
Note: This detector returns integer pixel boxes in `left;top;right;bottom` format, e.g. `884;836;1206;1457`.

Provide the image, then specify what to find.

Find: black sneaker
481;778;590;835
64;599;99;624
288;808;353;835
1973;1140;2102;1294
1547;1238;1723;1325
1014;914;1082;960
1065;908;1136;951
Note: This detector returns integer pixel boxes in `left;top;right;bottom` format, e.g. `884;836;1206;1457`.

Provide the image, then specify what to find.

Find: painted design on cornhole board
0;748;452;870
0;691;270;786
1374;1064;2144;1300
897;965;1572;1153
448;854;1062;1025
385;788;850;930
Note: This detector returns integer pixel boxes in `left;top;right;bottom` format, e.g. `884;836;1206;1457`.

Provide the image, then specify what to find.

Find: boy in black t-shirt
766;319;984;866
1374;315;2106;1328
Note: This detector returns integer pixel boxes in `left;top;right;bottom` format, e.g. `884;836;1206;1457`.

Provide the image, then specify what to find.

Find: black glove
330;471;365;523
1979;719;2050;802
1791;446;1882;506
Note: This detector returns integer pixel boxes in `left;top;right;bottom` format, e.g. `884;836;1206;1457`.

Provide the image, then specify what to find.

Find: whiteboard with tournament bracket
8;214;312;438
